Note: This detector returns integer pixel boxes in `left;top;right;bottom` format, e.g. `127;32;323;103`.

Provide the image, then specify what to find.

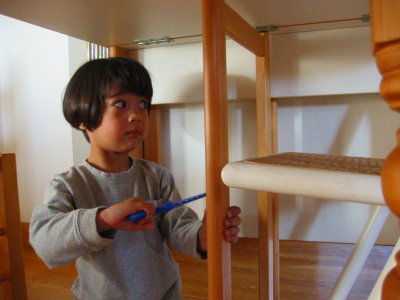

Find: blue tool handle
127;193;206;223
127;210;148;222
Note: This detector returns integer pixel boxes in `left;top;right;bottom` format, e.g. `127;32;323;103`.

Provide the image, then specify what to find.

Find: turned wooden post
370;0;400;298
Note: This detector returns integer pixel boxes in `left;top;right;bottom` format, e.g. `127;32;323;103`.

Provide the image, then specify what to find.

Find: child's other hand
198;206;241;252
96;198;155;234
223;206;241;244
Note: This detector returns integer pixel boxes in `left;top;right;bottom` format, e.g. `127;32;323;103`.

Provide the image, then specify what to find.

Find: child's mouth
126;129;142;137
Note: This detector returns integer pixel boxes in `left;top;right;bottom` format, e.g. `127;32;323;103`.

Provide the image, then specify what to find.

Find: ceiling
0;0;370;50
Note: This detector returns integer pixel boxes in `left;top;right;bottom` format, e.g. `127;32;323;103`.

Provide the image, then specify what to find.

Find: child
30;57;241;300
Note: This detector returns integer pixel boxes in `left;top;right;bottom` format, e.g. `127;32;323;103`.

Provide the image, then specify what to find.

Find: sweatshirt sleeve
156;167;205;259
29;178;113;269
160;206;204;258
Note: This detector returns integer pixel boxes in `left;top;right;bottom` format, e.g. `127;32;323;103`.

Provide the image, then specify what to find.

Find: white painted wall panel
271;27;381;97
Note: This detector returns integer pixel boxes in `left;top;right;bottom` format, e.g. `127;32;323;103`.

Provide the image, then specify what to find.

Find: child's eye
139;100;149;110
114;100;127;109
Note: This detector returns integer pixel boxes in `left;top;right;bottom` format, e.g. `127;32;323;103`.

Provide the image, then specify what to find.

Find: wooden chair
0;153;27;300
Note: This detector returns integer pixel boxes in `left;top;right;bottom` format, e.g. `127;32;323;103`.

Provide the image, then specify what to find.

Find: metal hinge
361;14;370;23
134;36;174;46
255;24;279;33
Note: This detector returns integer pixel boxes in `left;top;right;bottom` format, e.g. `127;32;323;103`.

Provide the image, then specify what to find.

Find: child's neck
87;152;131;173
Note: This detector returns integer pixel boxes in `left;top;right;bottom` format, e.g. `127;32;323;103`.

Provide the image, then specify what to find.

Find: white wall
270;27;381;97
136;27;400;244
0;15;74;222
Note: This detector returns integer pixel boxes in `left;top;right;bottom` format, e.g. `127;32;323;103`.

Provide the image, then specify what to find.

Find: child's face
83;91;149;155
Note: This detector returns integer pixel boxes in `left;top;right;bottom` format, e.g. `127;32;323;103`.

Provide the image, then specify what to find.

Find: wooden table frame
202;0;400;299
202;1;278;298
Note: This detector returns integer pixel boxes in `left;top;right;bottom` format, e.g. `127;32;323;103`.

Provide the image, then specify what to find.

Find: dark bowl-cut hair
63;57;153;135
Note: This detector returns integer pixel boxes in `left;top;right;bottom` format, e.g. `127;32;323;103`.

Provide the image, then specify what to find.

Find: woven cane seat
222;152;385;205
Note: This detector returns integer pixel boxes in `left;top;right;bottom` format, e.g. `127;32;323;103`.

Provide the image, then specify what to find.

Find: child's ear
79;123;91;143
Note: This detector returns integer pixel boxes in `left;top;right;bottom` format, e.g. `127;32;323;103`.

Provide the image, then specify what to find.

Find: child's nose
128;108;142;123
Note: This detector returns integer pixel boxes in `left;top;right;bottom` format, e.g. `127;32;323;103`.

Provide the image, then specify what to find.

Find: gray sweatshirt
29;158;203;300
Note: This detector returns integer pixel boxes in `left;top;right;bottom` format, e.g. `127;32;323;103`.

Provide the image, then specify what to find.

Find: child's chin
126;142;143;152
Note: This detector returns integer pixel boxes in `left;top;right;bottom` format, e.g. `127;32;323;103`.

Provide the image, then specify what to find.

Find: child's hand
96;198;155;234
198;206;242;252
223;206;241;244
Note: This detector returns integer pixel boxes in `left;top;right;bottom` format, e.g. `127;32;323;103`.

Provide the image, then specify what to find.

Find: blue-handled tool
128;192;206;222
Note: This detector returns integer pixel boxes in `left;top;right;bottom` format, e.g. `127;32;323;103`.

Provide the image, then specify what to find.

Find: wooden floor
0;238;392;300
